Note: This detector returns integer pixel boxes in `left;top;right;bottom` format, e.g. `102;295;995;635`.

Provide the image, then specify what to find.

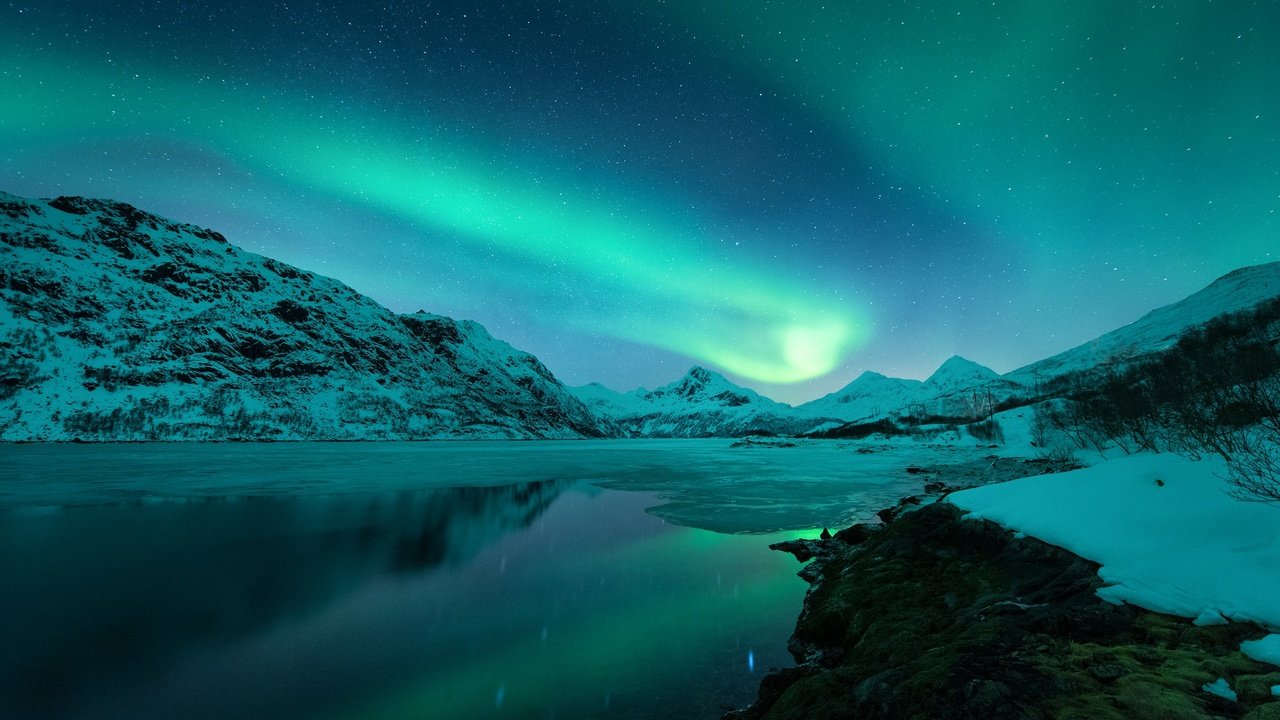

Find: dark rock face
732;503;1280;720
0;191;610;440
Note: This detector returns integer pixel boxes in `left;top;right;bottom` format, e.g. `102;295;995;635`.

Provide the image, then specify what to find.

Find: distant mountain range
794;355;1018;424
581;261;1280;435
4;190;1278;440
569;366;840;438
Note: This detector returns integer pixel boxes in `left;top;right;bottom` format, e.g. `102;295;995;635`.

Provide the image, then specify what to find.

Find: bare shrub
967;417;1005;444
1215;376;1280;502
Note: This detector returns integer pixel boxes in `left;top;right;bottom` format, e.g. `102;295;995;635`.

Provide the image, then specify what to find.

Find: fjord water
0;440;968;719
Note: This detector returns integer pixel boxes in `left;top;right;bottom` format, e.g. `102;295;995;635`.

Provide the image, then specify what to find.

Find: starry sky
2;0;1277;403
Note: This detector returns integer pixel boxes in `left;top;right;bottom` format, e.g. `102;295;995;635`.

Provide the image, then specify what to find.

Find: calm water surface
0;440;979;719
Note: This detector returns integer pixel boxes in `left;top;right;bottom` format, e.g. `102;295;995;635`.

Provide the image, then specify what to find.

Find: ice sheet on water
0;440;995;534
589;441;995;533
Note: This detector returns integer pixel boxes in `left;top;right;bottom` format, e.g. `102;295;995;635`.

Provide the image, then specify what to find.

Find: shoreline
730;459;1280;719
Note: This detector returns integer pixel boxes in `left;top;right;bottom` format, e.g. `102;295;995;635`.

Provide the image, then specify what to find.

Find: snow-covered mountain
799;262;1280;427
922;355;1000;395
794;371;924;424
569;366;837;437
1006;261;1280;386
0;192;608;440
795;355;1015;423
7;190;1276;442
920;355;1027;417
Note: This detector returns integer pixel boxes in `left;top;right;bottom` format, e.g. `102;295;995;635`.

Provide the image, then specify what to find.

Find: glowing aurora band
0;43;867;384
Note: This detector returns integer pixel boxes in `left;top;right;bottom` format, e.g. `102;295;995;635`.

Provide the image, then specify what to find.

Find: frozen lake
0;440;985;719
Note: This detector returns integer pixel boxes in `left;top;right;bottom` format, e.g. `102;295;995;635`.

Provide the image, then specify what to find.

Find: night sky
3;1;1277;403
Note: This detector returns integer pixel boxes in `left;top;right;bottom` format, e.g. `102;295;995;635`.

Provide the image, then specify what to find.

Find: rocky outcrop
732;502;1280;719
0;191;608;440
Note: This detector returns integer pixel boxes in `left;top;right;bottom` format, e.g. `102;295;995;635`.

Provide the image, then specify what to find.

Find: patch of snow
1194;609;1229;627
1242;635;1280;667
949;453;1280;660
1201;677;1237;702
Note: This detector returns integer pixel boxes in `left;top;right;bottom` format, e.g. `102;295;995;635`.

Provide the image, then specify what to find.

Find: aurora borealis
3;1;1277;402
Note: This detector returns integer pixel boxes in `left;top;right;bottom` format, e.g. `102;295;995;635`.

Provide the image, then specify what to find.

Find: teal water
0;440;974;719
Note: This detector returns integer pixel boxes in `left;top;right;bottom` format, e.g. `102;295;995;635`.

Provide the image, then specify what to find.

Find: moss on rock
730;503;1276;720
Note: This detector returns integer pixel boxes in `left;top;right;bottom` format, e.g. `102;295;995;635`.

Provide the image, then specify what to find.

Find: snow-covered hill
0;192;608;440
794;371;924;423
569;367;837;438
795;355;1018;423
1006;262;1280;386
921;355;1027;417
922;355;1000;395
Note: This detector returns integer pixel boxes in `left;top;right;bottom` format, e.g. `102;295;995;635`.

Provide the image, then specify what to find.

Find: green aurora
2;0;1277;397
0;41;866;383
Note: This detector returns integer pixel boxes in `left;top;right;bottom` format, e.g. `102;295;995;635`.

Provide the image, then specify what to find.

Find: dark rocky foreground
732;502;1280;720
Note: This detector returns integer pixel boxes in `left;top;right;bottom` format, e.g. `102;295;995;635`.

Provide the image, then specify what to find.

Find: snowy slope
950;453;1280;666
567;381;650;419
1006;262;1280;385
921;355;1027;417
0;192;608;440
569;367;838;438
794;371;924;423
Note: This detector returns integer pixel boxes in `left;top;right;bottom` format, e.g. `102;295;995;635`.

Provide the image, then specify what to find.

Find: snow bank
1241;635;1280;666
949;453;1280;662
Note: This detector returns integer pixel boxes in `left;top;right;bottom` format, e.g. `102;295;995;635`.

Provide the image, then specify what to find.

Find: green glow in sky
5;0;1277;395
0;43;867;384
663;0;1280;274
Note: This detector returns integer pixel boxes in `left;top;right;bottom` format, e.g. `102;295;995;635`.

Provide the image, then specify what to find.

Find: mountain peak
670;365;733;396
925;355;998;385
684;365;716;382
570;365;831;437
852;370;890;382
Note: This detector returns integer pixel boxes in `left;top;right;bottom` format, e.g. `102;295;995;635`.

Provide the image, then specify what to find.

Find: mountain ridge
1005;261;1280;386
0;191;608;440
568;366;839;438
591;262;1280;429
6;190;1279;440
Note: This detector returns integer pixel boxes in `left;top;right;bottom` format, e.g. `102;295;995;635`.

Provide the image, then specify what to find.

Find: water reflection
0;479;570;718
0;440;900;719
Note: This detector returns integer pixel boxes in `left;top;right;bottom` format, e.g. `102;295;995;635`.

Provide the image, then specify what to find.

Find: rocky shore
730;499;1280;719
